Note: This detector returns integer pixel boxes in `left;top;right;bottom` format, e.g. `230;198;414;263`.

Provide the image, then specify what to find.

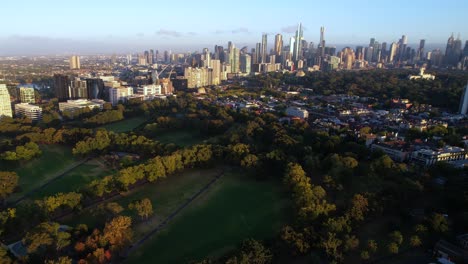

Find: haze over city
1;0;468;55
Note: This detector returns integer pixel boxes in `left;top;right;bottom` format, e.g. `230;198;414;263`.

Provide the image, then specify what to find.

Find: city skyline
1;0;468;55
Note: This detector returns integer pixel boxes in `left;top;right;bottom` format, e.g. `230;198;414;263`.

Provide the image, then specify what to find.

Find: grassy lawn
126;171;290;264
152;130;207;147
62;167;221;229
101;116;148;133
0;145;77;202
30;158;113;199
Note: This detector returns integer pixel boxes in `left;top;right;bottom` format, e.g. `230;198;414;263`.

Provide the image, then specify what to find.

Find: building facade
18;87;35;103
0;84;12;118
286;106;309;119
14;103;42;121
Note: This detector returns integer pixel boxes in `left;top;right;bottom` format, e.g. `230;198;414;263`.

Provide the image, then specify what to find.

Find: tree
360;250;370;261
387;242;399;254
0;246;12;264
280;226;310;255
321;232;342;260
347;194;368;222
431;213;449;233
344;235;359;252
45;256;72;264
103;216;132;250
389;231;404;245
410;235;422;247
22;222;70;254
367;240;378;253
129;198;153;220
0;171;18;203
226;239;272;264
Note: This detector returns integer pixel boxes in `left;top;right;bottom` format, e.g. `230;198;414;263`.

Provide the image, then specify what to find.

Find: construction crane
152;64;170;84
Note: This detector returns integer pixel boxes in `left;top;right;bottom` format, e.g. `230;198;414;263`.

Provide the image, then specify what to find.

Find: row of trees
17;216;133;263
72;130;173;158
0;142;42;161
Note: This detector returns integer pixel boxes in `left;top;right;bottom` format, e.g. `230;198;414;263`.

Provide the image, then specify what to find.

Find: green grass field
62;167;221;229
30;158;113;199
101;116;148;133
152;130;207;147
0;145;77;201
126;171;290;264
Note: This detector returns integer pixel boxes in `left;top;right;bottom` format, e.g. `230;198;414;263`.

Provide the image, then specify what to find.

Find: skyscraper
240;54;251;74
69;56;80;69
150;49;155;64
274;34;283;56
19;87;35;103
261;34;268;63
319;26;326;57
54;74;70;101
417;39;425;61
389;42;398;63
0;84;12;118
254;43;261;64
203;48;211;68
459;82;468;115
231;47;240;73
293;23;303;62
86;78;105;100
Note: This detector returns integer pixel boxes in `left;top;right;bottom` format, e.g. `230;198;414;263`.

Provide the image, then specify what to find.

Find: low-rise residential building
411;145;467;166
371;141;410;162
14;103;42;121
286;106;309;119
59;99;105;115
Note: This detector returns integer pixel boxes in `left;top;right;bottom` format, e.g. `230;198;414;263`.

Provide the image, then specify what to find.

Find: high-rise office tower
164;50;169;63
0;84;12;118
203;48;211;68
144;51;150;64
127;54;132;64
150;49;155;64
69;56;80;69
275;34;283;56
389;42;398;63
19;87;35;103
319;26;326;57
417;39;426;61
261;34;268;63
240;54;251;74
445;33;463;66
293;23;303;62
459;82;468;115
254;43;261;64
54;74;70;101
231;47;240;73
464;41;468;57
211;59;221;85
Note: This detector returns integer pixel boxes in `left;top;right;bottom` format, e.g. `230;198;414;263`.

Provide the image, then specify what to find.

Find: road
122;169;225;259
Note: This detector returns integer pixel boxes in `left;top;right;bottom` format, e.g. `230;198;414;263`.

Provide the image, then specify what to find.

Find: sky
1;0;467;55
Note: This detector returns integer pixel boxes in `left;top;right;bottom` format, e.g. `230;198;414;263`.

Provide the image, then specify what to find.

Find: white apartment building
109;87;134;106
59;99;105;115
14;103;42;121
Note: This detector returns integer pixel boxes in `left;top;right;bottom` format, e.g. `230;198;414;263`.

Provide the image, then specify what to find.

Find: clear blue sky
1;0;467;55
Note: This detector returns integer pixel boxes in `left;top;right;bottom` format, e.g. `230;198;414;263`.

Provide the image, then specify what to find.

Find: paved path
122;170;225;259
10;157;91;206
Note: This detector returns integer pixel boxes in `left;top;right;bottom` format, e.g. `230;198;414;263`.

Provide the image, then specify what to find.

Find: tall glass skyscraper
292;23;303;63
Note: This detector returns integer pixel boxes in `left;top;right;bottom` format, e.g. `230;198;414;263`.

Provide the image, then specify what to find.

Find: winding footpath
122;169;225;259
10;157;91;206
